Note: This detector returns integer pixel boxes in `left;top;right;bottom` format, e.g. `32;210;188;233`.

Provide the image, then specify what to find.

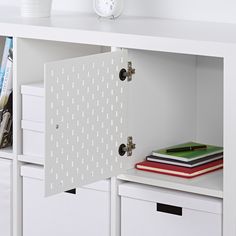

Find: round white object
93;0;124;18
21;0;52;18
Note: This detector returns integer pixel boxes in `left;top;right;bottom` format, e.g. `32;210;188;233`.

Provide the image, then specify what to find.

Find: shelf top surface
0;146;14;160
118;168;223;198
1;7;236;56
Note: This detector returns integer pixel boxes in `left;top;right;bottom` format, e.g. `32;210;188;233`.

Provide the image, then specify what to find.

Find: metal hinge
119;136;136;157
119;62;135;82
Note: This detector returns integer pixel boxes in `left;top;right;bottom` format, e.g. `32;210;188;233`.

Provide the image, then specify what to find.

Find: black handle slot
156;203;182;216
65;189;76;194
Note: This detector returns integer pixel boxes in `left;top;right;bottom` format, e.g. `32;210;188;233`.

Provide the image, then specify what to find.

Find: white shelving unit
0;6;235;236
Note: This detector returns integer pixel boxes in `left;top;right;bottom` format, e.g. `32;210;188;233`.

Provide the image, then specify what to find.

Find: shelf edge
117;173;223;199
18;155;44;166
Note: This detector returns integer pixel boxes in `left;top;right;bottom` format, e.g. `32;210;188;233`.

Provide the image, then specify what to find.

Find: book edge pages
146;155;223;167
136;163;223;177
151;150;223;162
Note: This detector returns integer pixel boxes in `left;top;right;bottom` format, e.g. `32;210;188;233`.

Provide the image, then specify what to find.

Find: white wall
196;56;223;147
1;0;236;24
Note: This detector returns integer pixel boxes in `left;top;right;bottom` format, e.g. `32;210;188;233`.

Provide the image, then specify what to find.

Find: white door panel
45;50;130;196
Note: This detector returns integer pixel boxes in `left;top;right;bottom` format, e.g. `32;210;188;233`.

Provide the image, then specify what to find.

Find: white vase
21;0;53;18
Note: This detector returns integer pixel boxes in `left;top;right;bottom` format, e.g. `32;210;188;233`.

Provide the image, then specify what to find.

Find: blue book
0;37;13;93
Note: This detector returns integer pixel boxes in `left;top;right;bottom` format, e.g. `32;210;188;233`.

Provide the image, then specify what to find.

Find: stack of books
136;142;223;178
0;37;13;148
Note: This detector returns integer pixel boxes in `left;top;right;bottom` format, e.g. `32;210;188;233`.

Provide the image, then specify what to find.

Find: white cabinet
0;158;12;236
17;34;224;236
21;164;110;236
119;182;222;236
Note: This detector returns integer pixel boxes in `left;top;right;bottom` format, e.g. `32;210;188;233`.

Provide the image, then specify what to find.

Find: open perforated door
45;50;130;196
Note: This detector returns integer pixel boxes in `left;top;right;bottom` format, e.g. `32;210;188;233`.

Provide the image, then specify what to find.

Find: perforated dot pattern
45;50;128;196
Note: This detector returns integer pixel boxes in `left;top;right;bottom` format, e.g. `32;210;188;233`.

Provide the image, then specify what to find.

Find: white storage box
21;82;44;123
0;159;12;236
22;120;44;159
119;183;222;236
21;164;110;236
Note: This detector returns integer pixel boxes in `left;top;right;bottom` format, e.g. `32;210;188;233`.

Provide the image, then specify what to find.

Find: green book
152;142;223;162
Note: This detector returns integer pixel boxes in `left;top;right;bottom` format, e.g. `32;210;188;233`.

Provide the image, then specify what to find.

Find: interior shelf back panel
45;50;129;196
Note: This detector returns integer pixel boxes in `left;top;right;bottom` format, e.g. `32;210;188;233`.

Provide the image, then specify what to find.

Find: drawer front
23;176;110;236
121;197;222;236
22;94;44;123
23;129;44;158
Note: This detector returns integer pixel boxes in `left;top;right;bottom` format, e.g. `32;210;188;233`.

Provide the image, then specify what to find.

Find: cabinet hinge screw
119;62;135;82
118;136;136;157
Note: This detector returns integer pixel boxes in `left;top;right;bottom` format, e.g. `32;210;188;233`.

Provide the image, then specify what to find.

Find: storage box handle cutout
65;189;76;194
156;203;182;216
